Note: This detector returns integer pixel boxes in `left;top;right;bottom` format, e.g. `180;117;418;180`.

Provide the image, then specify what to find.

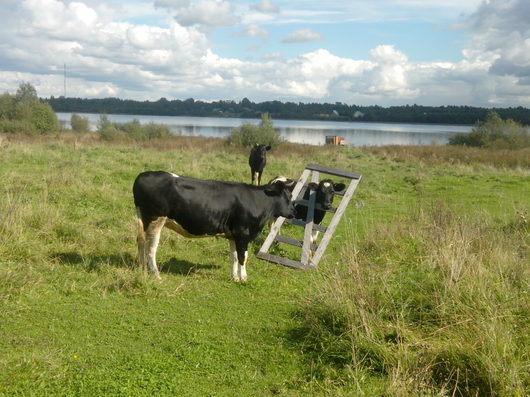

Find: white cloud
235;24;269;39
261;52;283;61
282;28;323;43
154;0;189;9
0;0;529;107
460;0;530;83
360;45;418;98
251;0;279;14
175;0;240;27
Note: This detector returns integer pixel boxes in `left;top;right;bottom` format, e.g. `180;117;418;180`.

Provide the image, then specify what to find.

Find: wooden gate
257;163;362;270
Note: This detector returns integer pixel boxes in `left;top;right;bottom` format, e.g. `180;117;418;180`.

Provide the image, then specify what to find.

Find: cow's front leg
236;239;249;282
229;239;249;282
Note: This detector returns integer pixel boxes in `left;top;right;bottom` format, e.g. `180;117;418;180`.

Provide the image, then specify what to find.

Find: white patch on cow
270;176;287;183
230;240;239;281
311;230;320;245
240;251;248;282
323;182;331;188
229;241;248;282
252;172;259;185
170;173;179;178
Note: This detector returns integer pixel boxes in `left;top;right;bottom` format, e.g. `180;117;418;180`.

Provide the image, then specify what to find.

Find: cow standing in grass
249;144;271;185
133;171;295;281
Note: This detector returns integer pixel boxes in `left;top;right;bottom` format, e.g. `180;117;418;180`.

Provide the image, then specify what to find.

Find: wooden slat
284;218;327;232
274;235;318;251
306;163;361;180
258;169;310;255
310;176;362;266
258;163;362;271
256;252;314;270
294;199;337;213
301;171;319;265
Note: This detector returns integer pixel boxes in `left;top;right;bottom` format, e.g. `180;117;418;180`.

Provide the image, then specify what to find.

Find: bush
96;115;170;141
0;119;38;135
228;113;282;147
141;122;170;140
31;102;59;134
0;83;59;134
449;111;530;149
0;93;15;120
71;113;90;133
99;125;123;141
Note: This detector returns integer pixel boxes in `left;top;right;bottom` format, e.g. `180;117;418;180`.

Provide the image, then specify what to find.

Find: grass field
0;133;528;396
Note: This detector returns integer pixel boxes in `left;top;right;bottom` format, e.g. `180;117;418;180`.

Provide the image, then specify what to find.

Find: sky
0;0;529;107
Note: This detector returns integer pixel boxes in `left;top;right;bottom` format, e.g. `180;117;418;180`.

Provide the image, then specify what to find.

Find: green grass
0;133;528;395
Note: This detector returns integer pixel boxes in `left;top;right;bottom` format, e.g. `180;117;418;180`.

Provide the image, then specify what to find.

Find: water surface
57;112;471;146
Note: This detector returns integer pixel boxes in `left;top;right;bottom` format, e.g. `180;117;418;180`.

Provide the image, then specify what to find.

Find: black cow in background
269;176;346;244
249;144;271;185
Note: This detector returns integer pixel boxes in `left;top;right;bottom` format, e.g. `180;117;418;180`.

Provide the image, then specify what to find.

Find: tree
15;82;38;103
228;113;282;147
0;93;15;120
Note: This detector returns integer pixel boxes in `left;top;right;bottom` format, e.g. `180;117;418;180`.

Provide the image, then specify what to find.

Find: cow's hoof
232;275;241;282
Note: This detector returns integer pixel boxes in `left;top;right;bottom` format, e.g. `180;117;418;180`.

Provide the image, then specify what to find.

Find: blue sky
0;0;529;107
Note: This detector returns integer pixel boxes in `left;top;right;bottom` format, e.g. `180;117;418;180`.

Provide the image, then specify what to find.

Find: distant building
325;136;345;145
353;111;364;118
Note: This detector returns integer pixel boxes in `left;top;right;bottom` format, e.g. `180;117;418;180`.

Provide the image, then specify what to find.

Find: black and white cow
133;171;295;281
269;176;346;244
248;144;271;185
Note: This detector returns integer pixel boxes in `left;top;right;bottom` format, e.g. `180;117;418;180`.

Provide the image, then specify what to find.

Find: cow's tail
135;207;147;271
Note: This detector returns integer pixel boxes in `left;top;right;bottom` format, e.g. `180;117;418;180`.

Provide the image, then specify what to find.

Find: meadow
0;133;528;396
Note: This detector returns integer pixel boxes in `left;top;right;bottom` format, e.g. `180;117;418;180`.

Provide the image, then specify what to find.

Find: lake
56;112;472;146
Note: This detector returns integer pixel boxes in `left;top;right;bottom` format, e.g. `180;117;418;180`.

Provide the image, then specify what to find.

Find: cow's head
265;179;296;219
268;176;296;191
251;144;271;161
308;179;346;209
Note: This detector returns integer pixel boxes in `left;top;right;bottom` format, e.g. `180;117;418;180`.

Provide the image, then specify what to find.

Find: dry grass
298;205;529;396
363;144;530;168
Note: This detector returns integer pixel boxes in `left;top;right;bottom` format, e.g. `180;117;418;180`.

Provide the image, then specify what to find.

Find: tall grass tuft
297;205;529;395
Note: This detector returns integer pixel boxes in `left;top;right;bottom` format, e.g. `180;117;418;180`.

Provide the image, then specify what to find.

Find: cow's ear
264;181;284;196
334;183;346;192
265;145;271;151
308;182;318;190
285;178;296;188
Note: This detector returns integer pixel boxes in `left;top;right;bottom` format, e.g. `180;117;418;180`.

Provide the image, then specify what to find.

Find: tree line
46;96;530;126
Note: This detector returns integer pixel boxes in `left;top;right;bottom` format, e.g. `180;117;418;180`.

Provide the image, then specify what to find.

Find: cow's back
134;171;274;237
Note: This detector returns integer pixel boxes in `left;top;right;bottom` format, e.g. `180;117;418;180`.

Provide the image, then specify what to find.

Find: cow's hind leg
136;208;147;273
145;216;167;280
229;240;239;281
